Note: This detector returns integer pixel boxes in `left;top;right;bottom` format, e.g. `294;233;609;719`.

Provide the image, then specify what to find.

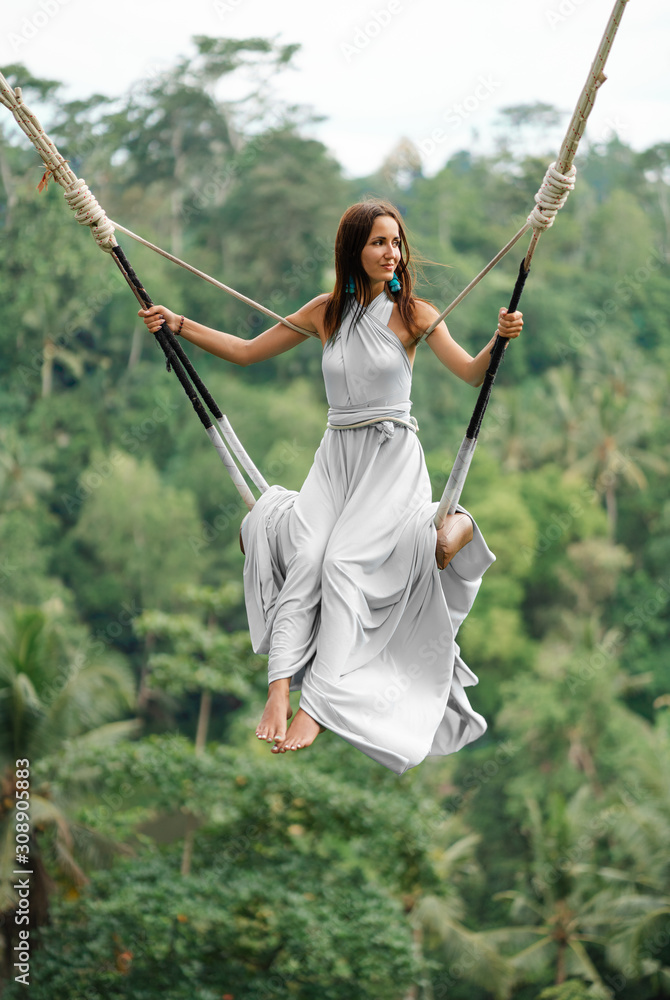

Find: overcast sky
1;0;668;177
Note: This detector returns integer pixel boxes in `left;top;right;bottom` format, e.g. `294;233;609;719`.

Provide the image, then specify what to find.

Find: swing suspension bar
110;245;260;510
0;71;268;509
434;0;630;529
0;0;629;520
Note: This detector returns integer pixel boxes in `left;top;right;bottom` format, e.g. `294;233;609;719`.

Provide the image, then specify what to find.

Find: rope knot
63;178;116;252
375;420;395;443
527;161;577;233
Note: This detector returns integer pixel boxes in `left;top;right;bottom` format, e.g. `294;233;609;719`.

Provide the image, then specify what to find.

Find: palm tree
590;702;670;988
484;790;670;997
572;362;667;540
487;808;613;993
0;427;53;511
538;348;668;539
133;583;258;876
0;606;138;978
404;815;517;999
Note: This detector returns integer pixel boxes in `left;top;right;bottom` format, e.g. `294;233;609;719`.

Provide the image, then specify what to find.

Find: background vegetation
1;37;669;999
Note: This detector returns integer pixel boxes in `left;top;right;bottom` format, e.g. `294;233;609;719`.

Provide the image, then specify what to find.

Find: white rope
435;0;629;521
0;80;119;253
0;72;317;333
110;221;317;338
527;162;577;234
423;222;532;336
523;0;628;268
326;415;419;433
63;178;117;252
0;3;629;326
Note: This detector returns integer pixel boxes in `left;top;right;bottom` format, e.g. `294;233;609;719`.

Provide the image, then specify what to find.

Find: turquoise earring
389;273;401;292
345;277;356;293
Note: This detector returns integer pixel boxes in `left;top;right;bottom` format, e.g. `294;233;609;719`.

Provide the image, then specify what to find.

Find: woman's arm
416;302;523;387
138;294;329;366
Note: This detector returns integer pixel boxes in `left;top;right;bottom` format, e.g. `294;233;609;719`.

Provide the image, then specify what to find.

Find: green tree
66;452;203;618
100;36;301;257
0;606;137;974
134;583;262;875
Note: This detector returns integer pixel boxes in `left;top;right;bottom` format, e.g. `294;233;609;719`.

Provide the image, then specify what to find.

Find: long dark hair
323;201;422;341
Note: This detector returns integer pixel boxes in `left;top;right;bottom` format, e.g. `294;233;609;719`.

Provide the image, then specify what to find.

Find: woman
140;201;522;775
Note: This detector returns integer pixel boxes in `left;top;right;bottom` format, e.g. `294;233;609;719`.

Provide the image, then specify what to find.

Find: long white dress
241;290;496;775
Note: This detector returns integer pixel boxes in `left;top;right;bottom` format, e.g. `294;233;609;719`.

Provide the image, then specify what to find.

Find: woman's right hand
138;305;179;334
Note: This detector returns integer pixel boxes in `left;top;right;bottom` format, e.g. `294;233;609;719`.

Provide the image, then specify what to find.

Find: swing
0;0;628;521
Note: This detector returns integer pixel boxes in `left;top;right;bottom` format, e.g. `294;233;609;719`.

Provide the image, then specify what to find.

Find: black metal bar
112;244;225;421
110;247;212;431
465;258;530;440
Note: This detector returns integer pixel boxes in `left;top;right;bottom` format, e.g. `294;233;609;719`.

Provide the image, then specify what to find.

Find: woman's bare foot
435;513;474;570
256;678;292;747
275;707;325;753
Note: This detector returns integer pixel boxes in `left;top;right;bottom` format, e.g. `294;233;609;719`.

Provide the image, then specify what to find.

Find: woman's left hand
497;307;523;339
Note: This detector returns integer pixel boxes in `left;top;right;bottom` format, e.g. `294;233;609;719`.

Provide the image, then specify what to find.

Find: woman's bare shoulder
411;297;441;339
284;292;332;337
412;297;440;323
295;292;331;323
304;292;331;310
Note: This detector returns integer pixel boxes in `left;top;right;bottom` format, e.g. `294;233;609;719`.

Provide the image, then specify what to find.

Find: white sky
1;0;668;177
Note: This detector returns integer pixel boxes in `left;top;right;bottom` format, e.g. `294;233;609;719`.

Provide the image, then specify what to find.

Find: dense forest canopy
0;37;669;1000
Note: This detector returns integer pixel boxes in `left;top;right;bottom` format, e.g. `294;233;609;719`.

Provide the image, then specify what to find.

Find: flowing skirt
242;423;496;775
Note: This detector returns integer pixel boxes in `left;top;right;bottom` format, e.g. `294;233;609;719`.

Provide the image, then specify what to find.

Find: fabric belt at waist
326;402;418;440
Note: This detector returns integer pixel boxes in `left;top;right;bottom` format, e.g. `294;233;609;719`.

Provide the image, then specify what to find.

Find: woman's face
359;215;401;285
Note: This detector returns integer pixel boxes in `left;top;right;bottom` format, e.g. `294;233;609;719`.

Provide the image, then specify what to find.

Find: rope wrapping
434;0;629;524
0;0;630;521
0;81;119;253
527;162;577;233
63;178;117;252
